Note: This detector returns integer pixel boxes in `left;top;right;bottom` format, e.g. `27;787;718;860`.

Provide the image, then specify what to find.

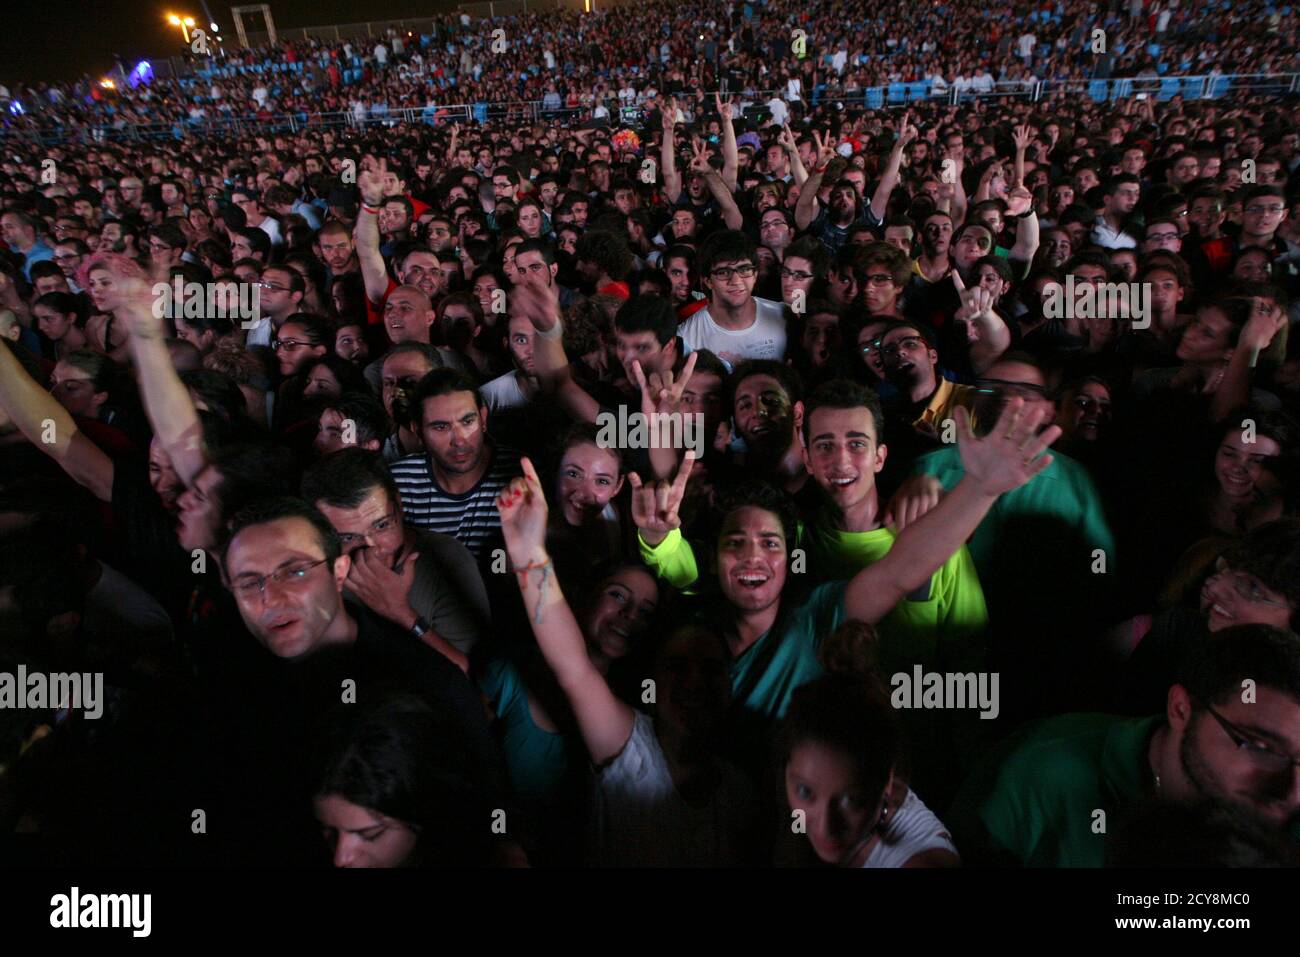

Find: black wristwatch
410;616;431;639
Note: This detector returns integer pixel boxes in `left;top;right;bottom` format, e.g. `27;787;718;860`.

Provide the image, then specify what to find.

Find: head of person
178;443;296;554
274;314;331;377
220;496;349;659
973;353;1055;431
801;379;887;515
611;294;678;381
33;291;81;344
551;421;628;528
1141;218;1183;255
1166;625;1300;827
318;221;355;273
794;301;842;370
313;693;491;868
334;318;370;364
1201;520;1300;633
728;359;804;463
1102;173;1142;216
50;349;113;419
311;388;390;456
1055;376;1113;446
300;351;365;397
951;222;994;273
382;285;436;346
1177;297;1249;366
645;623;733;744
410;369;489;477
578;562;661;667
698;230;759;310
301;448;407;562
709;480;800;617
677;348;727;441
1108;247;1139;282
1241;185;1288;239
921;211;953;256
1212;410;1292;503
852;242;909;317
663;245;697;304
512;238;558;291
779;237;827;308
878;321;940;396
258;264;306;320
379;343;439;426
392;244;444;302
778;621;901;866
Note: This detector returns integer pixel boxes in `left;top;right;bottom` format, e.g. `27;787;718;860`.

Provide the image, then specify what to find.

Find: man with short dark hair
389;369;521;557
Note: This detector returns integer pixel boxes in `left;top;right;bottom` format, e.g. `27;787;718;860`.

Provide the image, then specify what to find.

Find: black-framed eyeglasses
336;515;398;547
711;264;757;281
780;267;813;281
274;338;316;351
862;272;896;287
231;559;329;599
1202;703;1300;775
976;378;1049;400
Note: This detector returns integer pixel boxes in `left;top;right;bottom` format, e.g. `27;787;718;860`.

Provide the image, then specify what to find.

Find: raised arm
354;160;392;305
498;457;635;766
1006;187;1040;268
844;399;1061;623
716;93;739;193
691;144;744;231
661;98;683;206
508;278;602;424
1211;305;1287;423
952;271;1011;374
1011;124;1033;191
0;340;113;501
632;353;698;481
778;124;809;186
118;274;207;487
795;137;843;231
870;118;916;223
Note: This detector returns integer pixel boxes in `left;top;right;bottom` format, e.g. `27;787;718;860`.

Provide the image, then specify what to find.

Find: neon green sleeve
637;528;699;591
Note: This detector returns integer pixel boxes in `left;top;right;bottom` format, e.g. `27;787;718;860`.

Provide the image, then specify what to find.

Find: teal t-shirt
480;656;571;803
949;712;1161;868
728;580;849;722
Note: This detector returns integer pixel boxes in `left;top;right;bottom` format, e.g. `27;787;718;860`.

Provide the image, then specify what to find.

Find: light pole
167;13;197;44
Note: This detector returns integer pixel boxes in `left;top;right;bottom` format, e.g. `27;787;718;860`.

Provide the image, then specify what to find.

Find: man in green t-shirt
949;624;1300;867
629;396;1061;768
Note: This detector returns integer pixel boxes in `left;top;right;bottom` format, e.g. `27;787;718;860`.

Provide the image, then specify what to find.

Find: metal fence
5;73;1297;147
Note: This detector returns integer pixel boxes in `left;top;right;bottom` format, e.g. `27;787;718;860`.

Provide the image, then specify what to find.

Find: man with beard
950;624;1300;868
206;496;503;864
877;320;980;472
630;394;1058;771
389;368;521;559
317;221;359;281
302;448;489;663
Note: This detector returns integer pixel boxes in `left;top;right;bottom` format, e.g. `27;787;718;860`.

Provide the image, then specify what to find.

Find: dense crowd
3;0;1299;135
1;1;1299;869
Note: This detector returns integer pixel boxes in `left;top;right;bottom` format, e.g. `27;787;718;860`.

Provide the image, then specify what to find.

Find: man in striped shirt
390;369;521;558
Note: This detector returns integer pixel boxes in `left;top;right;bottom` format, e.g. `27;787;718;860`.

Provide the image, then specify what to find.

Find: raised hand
956;399;1060;496
1005;185;1033;216
1012;124;1035;152
358;157;387;206
688;138;712;175
627;449;696;547
497;457;550;567
952;269;995;327
778;123;798;153
715;91;733;122
632;350;698;420
662;96;678;131
505;277;559;333
882;474;945;532
347;546;421;628
1240;301;1287;353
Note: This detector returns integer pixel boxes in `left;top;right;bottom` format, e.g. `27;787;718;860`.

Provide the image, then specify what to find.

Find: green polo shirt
949;713;1162;868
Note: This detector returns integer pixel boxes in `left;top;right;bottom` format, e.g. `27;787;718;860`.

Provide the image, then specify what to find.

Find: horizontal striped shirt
390;445;521;558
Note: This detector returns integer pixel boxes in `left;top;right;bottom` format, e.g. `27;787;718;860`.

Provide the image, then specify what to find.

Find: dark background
0;0;469;85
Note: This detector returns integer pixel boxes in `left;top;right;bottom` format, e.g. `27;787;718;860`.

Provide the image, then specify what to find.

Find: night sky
1;0;469;85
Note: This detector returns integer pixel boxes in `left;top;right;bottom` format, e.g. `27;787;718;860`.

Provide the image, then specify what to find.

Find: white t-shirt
862;789;958;868
678;297;786;369
589;711;752;867
766;97;789;126
480;371;531;412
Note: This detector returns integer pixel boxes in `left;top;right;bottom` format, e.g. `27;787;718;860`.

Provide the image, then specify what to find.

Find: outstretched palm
955;398;1061;496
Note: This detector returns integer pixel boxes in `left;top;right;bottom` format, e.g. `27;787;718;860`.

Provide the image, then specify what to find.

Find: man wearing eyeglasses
878;321;979;449
211;495;504;864
950;624;1300;867
677;230;786;368
245;264;305;348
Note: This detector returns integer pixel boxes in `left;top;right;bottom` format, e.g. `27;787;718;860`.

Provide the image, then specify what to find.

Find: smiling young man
631;396;1058;770
677;230;786;368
